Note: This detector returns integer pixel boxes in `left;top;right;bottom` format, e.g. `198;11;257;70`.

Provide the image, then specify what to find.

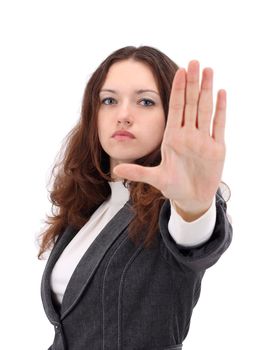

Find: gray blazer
41;193;232;350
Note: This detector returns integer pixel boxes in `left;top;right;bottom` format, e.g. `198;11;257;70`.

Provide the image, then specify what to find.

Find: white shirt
50;181;216;305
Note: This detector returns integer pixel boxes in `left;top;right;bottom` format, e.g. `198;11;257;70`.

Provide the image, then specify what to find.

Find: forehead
101;59;158;91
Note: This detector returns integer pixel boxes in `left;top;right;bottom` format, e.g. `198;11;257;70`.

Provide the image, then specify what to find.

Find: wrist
171;199;213;222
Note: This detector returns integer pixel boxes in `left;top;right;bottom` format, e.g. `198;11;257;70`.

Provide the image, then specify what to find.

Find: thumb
113;163;155;185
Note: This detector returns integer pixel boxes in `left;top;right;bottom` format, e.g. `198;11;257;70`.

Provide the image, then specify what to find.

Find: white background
1;0;261;349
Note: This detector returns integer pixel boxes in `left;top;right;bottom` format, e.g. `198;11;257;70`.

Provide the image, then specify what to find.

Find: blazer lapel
60;201;134;319
41;225;80;324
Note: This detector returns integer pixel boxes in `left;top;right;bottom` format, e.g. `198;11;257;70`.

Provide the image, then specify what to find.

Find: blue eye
140;99;155;106
101;97;116;105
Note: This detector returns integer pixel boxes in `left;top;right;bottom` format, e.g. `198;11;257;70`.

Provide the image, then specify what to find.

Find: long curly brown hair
37;45;180;259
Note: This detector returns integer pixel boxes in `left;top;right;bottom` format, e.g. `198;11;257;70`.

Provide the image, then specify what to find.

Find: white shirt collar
108;181;130;205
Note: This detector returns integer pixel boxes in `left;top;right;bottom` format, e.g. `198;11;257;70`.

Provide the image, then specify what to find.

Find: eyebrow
99;89;160;96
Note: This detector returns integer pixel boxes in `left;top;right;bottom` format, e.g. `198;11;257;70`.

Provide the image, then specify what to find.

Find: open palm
113;61;226;217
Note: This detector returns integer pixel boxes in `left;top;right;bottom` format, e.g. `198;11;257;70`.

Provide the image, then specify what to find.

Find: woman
39;46;232;350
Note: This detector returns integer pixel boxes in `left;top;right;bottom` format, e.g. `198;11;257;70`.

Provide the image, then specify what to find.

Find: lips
112;130;135;138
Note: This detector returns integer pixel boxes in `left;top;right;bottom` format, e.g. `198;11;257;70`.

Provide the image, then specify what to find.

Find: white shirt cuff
168;197;216;247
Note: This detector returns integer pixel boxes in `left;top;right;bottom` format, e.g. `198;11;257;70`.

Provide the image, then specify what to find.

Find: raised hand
113;61;227;221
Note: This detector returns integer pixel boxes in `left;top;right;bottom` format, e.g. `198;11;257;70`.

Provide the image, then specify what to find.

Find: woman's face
97;59;166;175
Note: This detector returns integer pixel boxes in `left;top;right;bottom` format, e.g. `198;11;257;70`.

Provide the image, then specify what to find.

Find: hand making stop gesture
113;61;226;221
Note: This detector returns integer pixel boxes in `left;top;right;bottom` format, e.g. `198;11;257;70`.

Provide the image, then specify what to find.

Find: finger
197;68;213;133
212;89;227;143
184;60;200;128
166;68;186;130
113;163;157;186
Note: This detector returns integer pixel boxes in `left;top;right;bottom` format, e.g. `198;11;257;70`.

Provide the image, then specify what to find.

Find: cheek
141;118;165;150
97;111;112;129
152;116;166;139
97;115;106;139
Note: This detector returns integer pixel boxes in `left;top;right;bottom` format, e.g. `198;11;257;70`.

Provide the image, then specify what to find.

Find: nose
117;119;132;126
116;102;133;126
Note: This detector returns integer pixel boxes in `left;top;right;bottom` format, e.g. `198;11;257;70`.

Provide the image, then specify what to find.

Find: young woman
39;46;232;350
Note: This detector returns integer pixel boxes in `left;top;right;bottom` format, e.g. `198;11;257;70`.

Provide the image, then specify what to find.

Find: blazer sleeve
159;190;233;272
